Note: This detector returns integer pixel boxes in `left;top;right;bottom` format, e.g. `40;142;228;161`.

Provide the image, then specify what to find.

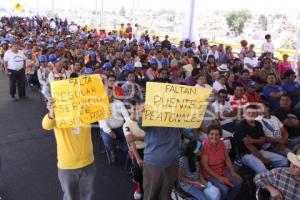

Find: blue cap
171;45;177;50
57;42;64;48
150;58;158;65
88;51;95;58
154;42;161;47
247;80;257;88
47;44;54;49
124;63;135;72
144;44;150;51
83;67;94;74
102;62;112;69
0;40;8;45
38;55;47;63
162;58;169;65
48;54;57;63
138;40;145;45
24;40;32;45
25;49;32;56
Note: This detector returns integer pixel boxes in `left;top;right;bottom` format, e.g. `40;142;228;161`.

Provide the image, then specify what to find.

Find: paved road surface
0;73;133;200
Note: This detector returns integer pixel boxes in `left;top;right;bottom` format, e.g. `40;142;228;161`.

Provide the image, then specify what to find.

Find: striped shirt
254;167;300;200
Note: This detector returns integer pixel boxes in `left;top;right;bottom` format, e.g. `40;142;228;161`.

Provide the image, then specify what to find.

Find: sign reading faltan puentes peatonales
142;82;212;128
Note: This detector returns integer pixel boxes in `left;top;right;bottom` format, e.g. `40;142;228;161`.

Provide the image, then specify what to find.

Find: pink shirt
278;61;292;78
202;140;226;178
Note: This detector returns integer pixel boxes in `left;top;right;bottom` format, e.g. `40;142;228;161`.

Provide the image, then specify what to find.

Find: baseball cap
247;80;257;88
134;62;142;68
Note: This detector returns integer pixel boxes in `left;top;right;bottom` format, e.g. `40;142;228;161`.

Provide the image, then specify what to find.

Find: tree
225;10;251;36
119;6;126;16
258;15;268;31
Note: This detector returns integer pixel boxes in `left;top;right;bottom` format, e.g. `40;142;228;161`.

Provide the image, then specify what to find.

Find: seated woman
178;140;221;200
201;125;242;200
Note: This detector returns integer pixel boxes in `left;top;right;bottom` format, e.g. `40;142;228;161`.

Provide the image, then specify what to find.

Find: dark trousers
8;68;26;98
143;164;178;200
132;149;144;193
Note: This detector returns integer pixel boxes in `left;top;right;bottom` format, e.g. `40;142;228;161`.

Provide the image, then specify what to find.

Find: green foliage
258;15;268;31
225;10;251;35
119;6;126;16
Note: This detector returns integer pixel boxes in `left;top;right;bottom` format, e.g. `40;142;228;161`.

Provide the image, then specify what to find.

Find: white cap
134;61;142;68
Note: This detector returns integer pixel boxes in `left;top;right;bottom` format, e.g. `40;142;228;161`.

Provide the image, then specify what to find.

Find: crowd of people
1;16;300;200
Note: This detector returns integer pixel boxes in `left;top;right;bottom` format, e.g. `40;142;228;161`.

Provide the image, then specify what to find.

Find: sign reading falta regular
50;74;111;128
142;82;212;128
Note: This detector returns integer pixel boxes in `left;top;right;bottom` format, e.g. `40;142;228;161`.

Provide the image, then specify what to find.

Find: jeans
266;144;291;156
101;127;128;157
241;150;288;174
58;163;96;200
207;170;242;200
185;185;207;200
288;137;300;150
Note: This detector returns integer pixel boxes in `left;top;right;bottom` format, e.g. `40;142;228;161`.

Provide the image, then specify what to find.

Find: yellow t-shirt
123;119;145;149
42;115;94;170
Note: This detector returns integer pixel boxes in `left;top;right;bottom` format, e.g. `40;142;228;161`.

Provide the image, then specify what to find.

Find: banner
142;82;212;128
50;75;111;128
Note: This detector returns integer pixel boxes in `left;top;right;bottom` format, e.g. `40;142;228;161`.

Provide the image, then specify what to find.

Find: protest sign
142;82;212;128
50;75;111;128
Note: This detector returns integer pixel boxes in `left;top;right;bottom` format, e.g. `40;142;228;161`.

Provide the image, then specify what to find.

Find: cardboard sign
50;75;111;128
142;82;212;128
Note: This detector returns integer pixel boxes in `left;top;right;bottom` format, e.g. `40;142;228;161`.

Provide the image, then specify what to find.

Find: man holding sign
141;82;212;200
42;75;111;200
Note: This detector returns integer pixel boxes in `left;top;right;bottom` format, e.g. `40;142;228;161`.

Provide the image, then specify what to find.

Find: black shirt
273;108;300;138
234;120;265;155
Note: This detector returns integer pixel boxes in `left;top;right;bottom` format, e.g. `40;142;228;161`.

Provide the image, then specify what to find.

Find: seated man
256;101;291;156
234;104;288;174
245;80;261;103
229;83;249;119
263;73;284;111
212;89;236;134
273;94;300;149
98;87;129;163
123;102;145;199
254;145;300;200
281;70;300;107
121;71;143;104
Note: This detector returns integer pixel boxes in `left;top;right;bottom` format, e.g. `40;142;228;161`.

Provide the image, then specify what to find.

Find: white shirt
123;119;145;149
212;101;233;125
69;24;78;34
256;115;283;149
261;42;275;53
195;83;212;89
243;57;258;73
50;21;56;29
37;67;50;86
206;50;219;61
3;50;25;71
98;99;129;133
213;81;227;92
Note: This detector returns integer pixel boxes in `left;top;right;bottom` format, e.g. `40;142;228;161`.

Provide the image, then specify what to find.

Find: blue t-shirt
263;85;282;111
143;127;182;167
281;80;300;106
